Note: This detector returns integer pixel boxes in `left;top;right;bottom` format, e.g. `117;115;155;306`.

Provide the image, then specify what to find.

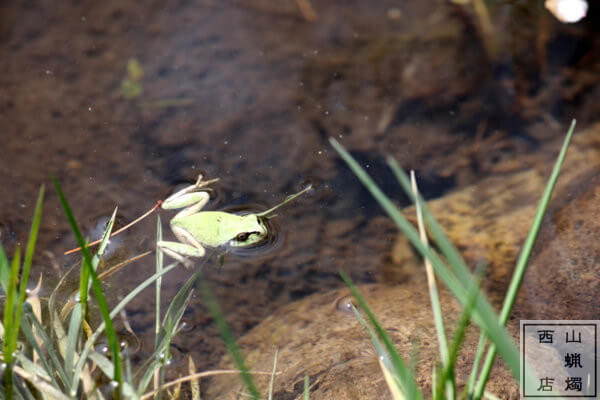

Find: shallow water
1;0;599;377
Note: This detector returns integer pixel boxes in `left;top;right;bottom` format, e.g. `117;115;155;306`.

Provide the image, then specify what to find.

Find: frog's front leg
157;226;207;267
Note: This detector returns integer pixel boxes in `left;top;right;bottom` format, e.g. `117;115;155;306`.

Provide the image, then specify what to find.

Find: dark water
1;0;599;374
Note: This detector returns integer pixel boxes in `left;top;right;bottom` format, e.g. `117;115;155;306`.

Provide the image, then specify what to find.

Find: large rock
207;282;519;399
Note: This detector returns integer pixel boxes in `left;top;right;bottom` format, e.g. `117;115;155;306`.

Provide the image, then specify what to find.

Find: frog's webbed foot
193;174;219;190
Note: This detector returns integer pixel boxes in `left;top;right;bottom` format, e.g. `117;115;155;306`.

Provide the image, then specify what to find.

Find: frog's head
227;214;269;248
228;185;312;248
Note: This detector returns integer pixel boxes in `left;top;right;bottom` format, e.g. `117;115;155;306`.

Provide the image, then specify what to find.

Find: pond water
1;0;599;387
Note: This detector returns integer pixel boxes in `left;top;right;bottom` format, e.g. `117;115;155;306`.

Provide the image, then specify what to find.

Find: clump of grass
1;186;44;398
329;120;576;399
0;178;273;399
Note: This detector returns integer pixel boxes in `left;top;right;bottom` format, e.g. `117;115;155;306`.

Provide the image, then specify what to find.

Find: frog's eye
235;232;250;242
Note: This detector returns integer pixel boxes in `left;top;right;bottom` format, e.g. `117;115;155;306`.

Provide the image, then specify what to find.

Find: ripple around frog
219;204;284;259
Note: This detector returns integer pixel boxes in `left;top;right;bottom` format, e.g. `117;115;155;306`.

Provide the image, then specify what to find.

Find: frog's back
171;211;244;248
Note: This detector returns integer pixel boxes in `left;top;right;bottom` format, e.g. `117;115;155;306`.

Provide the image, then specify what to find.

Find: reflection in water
335;295;358;315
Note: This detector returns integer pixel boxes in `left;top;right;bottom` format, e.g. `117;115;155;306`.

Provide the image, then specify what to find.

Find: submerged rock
206;281;518;399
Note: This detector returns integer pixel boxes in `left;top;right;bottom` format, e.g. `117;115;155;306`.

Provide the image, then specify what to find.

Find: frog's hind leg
157;226;207;267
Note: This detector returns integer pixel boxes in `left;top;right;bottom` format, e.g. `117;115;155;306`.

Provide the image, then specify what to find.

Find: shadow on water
328;150;456;219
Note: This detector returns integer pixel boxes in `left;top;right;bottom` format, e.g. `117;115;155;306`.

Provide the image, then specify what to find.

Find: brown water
1;0;599;377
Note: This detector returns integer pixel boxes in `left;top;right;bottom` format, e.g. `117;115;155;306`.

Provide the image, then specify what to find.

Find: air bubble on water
335;295;356;314
96;344;109;355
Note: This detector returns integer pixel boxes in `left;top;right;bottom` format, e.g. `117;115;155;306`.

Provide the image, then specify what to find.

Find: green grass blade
155;216;163;347
14;352;52;382
155;271;196;354
434;268;482;399
153;216;163;394
465;330;486;397
52;176;123;396
303;376;310;400
73;261;179;394
16;186;44;319
137;259;204;395
122;381;139;400
5;187;45;369
89;350;115;378
329;138;521;380
21;310;68;387
65;302;83;381
0;244;10;293
410;172;450;375
6;186;44;400
137;359;164;396
340;269;422;399
387;159;473;285
3;187;44;377
19;318;54;381
267;349;278;400
350;303;407;397
388;160;529;391
473;120;576;398
78;251;90;307
196;268;261;400
78;208;116;307
12;381;27;400
3;247;21;363
125;357;136;398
